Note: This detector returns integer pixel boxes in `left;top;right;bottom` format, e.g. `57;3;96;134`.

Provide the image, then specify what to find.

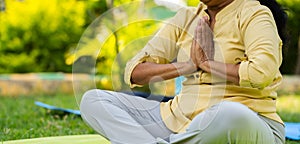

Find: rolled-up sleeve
238;6;282;89
124;51;171;88
124;9;189;88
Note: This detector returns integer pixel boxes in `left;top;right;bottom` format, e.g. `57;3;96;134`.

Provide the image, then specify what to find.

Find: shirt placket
193;70;203;84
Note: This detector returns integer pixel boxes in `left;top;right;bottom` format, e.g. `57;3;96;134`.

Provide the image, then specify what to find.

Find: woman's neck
206;0;234;29
207;0;233;20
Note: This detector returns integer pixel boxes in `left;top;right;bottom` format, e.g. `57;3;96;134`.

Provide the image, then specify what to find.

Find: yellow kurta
124;0;283;133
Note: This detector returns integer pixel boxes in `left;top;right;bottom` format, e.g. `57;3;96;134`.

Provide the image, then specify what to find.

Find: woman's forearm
131;61;197;85
200;61;240;85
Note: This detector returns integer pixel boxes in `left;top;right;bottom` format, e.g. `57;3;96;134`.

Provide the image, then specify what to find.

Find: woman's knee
81;89;116;103
81;89;100;105
215;101;257;123
190;101;257;131
80;89;115;115
80;89;98;114
218;101;252;114
186;101;267;143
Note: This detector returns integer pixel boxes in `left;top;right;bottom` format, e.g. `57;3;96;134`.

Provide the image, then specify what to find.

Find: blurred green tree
0;0;85;73
69;0;176;90
0;0;299;77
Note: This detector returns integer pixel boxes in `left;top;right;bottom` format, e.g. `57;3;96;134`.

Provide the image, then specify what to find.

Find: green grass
277;95;300;144
277;95;300;122
0;94;299;143
0;95;95;142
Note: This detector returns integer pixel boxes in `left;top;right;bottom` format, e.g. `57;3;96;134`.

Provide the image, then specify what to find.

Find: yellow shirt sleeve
238;5;282;89
124;8;191;88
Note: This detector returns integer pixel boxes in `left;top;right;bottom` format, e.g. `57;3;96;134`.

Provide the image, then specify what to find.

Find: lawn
0;95;95;142
0;94;299;143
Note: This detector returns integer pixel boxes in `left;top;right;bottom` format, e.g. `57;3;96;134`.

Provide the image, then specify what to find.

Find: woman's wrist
199;60;211;73
172;61;197;76
185;60;198;74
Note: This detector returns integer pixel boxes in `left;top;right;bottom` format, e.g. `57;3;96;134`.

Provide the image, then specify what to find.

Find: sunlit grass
277;95;300;144
277;95;300;122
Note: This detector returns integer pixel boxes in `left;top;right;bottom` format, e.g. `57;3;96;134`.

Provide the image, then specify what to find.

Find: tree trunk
105;0;127;90
106;0;113;8
295;35;300;74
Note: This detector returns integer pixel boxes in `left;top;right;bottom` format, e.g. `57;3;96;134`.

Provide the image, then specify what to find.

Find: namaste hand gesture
190;17;214;71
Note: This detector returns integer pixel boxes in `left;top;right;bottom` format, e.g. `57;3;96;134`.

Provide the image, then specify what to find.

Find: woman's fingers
191;17;214;70
199;18;214;60
195;20;202;63
202;16;210;25
190;39;198;67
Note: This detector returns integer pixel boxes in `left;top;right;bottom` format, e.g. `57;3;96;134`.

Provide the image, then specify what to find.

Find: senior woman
80;0;287;143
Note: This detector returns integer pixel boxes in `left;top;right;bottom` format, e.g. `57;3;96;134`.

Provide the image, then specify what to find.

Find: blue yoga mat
35;101;80;116
285;122;300;141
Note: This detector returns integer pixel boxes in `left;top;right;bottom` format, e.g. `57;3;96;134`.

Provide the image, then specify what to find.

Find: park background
0;0;299;143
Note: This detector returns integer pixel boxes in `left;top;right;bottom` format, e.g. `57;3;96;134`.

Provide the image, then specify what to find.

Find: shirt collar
215;0;245;21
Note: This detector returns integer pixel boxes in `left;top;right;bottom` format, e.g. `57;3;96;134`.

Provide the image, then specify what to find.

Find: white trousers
80;89;285;144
